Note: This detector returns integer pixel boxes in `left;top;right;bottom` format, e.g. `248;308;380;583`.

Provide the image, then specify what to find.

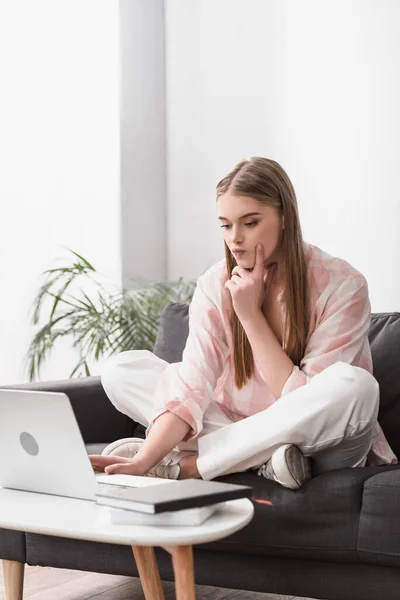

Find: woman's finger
88;454;132;467
231;266;250;279
105;462;142;476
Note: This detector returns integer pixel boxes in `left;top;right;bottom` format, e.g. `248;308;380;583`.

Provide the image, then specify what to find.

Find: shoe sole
101;437;144;457
271;444;312;489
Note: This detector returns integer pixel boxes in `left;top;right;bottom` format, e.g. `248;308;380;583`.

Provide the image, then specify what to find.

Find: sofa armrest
1;376;137;443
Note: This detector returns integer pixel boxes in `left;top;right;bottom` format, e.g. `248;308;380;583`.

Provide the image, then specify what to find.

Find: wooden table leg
2;560;25;600
132;546;165;600
168;545;196;600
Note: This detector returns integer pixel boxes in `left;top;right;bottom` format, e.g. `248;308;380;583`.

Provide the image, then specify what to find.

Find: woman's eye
220;221;258;229
245;221;258;227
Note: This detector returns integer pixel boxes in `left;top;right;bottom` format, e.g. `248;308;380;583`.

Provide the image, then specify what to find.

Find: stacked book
96;477;252;526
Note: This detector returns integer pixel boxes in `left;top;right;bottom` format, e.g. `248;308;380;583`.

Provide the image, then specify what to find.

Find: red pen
252;497;272;506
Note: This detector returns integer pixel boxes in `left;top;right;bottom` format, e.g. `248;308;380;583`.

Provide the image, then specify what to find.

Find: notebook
96;478;252;514
108;503;223;526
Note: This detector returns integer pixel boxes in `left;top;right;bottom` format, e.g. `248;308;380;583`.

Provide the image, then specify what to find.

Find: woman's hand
89;454;147;476
89;412;191;477
225;243;276;324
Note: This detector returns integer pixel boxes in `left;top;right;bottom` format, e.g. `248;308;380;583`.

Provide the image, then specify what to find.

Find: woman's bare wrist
129;453;152;476
125;411;192;476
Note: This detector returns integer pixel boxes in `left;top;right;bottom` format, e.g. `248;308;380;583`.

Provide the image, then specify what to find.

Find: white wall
119;0;167;288
0;1;120;383
164;0;400;312
2;1;399;383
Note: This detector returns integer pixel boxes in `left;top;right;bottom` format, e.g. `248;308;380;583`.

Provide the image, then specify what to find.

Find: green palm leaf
27;249;196;381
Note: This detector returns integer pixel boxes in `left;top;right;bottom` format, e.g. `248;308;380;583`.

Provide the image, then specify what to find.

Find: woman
90;157;397;489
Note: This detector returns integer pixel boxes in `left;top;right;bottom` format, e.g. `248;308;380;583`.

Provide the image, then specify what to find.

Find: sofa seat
24;463;400;579
358;468;400;567
198;465;397;564
0;528;25;563
82;442;400;566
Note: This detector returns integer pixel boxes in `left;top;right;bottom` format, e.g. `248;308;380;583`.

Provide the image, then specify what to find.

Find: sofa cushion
368;312;400;458
198;466;397;563
357;467;400;567
153;302;189;363
85;443;108;455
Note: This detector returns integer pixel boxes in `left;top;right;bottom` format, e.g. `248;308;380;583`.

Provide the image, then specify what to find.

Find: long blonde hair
216;157;309;389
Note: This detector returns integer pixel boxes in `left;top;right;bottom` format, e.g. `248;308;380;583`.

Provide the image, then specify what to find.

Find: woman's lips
232;250;246;257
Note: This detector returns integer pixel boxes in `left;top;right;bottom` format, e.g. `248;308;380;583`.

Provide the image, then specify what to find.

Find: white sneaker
101;437;145;459
101;437;190;480
257;444;312;489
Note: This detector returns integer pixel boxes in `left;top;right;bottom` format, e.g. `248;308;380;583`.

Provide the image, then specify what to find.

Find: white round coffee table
0;487;254;600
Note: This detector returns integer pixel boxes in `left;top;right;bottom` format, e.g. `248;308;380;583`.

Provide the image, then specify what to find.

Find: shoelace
257;461;274;479
150;457;179;479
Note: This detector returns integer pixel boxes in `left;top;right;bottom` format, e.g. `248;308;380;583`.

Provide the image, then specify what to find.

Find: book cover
109;503;223;526
96;478;252;514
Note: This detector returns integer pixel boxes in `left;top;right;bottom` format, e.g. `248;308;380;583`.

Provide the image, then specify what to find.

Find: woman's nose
233;235;244;245
231;227;243;244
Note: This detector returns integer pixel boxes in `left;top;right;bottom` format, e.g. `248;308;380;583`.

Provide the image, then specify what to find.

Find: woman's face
217;193;284;269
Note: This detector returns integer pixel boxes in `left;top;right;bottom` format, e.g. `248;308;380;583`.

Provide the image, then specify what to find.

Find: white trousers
101;350;379;481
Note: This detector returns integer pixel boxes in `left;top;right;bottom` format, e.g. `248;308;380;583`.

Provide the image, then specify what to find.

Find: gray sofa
2;303;400;600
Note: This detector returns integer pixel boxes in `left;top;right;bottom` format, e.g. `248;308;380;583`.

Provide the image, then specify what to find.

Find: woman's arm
236;269;372;400
93;411;191;476
225;243;292;398
91;269;230;476
147;275;230;440
242;273;372;401
241;313;293;399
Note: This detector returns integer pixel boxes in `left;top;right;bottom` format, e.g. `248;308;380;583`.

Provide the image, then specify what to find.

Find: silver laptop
0;389;226;525
0;388;104;501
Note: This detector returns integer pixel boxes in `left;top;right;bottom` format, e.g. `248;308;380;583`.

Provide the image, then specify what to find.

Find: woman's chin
234;253;251;262
235;256;254;271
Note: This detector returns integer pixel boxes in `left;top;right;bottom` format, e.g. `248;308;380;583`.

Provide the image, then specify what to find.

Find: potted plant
26;250;195;380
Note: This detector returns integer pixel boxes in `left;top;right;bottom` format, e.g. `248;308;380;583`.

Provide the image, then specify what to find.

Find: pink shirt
151;242;397;467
